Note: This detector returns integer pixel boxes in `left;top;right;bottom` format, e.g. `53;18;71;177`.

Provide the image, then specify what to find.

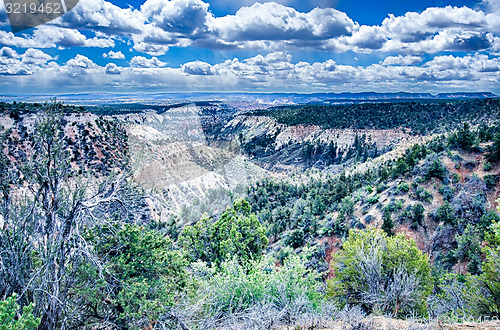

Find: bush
179;199;268;265
190;255;325;328
439;185;455;202
453;225;482;274
484;174;498;190
425;159;447;181
396;182;410;195
412;186;433;203
433;202;456;225
464;221;500;317
73;223;189;328
329;228;432;317
413;203;425;226
381;210;394;235
0;294;40;330
285;229;306;248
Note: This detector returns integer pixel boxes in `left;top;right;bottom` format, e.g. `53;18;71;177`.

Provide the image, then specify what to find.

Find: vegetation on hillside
1;99;500;328
253;98;500;134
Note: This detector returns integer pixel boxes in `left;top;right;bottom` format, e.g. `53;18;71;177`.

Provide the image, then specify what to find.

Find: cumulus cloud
66;55;97;69
212;2;355;45
382;55;423;66
103;50;125;59
0;47;19;58
105;63;122;74
21;48;54;65
0;48;55;76
129;56;167;68
141;0;212;36
182;60;214;75
0;26;114;49
56;0;144;34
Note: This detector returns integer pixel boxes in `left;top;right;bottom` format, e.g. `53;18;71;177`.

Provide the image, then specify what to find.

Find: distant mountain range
0;91;497;107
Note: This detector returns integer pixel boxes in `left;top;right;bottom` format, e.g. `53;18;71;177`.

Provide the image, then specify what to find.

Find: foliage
433;202;456;225
255;99;500;135
453;225;482;274
329;228;432;317
486;131;500;162
73;223;189;328
179;199;268;265
285;229;306;248
425;159;448;181
381;210;394;236
0;294;40;330
462;221;500;317
396;182;410;195
448;123;476;151
189;254;325;327
0;102;133;330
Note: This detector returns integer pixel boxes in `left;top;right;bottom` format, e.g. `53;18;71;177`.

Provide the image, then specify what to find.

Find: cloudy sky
0;0;499;94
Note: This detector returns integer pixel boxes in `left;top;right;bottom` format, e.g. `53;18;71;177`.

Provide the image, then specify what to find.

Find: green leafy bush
73;223;189;328
179;199;268;265
328;228;432;317
396;182;410;195
433;202;456;225
0;294;39;330
285;229;306;248
191;254;325;327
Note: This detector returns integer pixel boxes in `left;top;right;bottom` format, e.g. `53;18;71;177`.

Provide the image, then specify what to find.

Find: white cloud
0;26;114;49
21;48;54;65
105;63;122;74
182;60;214;75
0;47;19;58
103;50;125;59
141;0;212;36
56;0;144;34
212;2;355;45
381;55;423;66
66;55;97;69
129;56;167;68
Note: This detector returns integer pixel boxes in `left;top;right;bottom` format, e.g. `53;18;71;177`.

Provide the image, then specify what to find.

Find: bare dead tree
0;101;135;330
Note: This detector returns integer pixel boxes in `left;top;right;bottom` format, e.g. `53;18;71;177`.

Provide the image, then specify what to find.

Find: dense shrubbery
178;199;268;266
328;228;432;317
0;294;39;330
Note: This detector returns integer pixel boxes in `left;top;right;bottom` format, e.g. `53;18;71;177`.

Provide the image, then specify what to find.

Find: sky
0;0;499;94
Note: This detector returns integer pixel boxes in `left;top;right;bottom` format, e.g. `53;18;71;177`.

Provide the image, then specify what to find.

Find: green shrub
328;228;432;317
74;223;189;328
285;229;305;248
396;182;410;195
328;228;432;316
382;209;394;236
426;159;447;181
439;185;455;202
484;174;498;190
192;255;325;322
179;199;268;265
0;294;39;330
464;221;500;317
433;202;456;225
453;225;482;275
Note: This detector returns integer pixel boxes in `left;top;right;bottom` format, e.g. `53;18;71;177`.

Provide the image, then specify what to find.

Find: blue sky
0;0;499;94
